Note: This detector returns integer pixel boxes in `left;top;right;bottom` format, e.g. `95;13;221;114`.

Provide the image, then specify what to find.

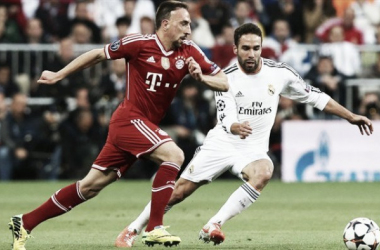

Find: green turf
1;180;380;249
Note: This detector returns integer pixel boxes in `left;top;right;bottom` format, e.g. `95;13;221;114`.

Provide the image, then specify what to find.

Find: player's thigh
109;117;173;158
230;153;273;181
146;141;184;166
93;140;137;178
180;146;237;183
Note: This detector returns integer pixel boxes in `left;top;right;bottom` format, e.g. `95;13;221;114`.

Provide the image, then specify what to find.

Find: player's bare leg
200;159;273;245
140;141;184;247
9;169;118;250
116;178;204;247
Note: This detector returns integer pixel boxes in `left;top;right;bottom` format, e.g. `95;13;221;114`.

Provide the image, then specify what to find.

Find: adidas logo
147;56;155;63
235;91;244;97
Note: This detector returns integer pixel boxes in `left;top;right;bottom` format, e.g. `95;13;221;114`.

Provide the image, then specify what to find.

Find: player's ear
233;45;237;55
162;19;169;31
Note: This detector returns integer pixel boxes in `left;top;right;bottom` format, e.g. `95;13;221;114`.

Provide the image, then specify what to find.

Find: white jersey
208;58;331;154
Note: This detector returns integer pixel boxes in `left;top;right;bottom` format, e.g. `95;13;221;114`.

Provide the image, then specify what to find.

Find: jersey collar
154;34;174;57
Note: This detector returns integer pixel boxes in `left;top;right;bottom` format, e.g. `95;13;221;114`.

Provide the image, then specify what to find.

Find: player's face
234;34;262;74
166;8;191;49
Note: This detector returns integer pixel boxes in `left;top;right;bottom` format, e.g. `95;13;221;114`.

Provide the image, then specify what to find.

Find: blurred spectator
315;7;364;45
23;18;48;44
0;91;12;180
65;1;101;44
262;19;298;60
114;16;131;41
67;0;124;43
363;52;380;78
187;0;215;49
160;79;213;168
59;87;103;178
230;0;255;29
301;0;336;43
332;0;354;18
0;63;20;97
319;25;361;78
358;92;380;120
32;37;85;97
70;21;93;44
211;24;235;69
140;16;155;35
34;0;70;42
1;0;27;34
265;0;305;42
350;0;380;44
0;4;23;43
0;93;40;179
304;55;346;105
124;0;155;34
96;59;126;102
200;0;231;37
59;107;103;179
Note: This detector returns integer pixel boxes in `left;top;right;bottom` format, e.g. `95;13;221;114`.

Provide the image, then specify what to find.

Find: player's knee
79;181;105;199
166;147;185;166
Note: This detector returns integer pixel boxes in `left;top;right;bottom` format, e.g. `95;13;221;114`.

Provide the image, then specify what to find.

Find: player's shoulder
120;33;156;45
223;63;238;75
181;39;204;53
262;58;299;77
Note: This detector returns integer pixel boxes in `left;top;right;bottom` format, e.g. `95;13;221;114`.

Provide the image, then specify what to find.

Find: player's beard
239;56;260;74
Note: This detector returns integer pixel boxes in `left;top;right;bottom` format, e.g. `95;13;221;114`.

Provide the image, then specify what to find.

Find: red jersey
104;33;220;125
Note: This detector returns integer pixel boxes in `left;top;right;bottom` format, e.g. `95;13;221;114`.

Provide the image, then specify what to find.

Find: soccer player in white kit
115;23;373;247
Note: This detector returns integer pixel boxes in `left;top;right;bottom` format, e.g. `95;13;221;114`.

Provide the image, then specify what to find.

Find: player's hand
231;121;252;139
348;114;373;136
37;70;61;84
186;57;203;82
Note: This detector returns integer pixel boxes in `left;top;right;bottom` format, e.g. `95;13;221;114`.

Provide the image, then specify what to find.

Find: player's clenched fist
186;56;203;82
37;70;61;85
231;121;252;139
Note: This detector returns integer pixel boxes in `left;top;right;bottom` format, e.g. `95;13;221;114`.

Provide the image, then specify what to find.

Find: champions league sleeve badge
161;57;170;70
110;40;120;51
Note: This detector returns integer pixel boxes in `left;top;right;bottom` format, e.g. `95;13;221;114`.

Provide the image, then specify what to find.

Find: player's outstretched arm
37;48;106;84
323;98;373;135
186;57;229;91
230;121;252;139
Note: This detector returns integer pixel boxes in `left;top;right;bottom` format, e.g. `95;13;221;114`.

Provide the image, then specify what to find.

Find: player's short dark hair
116;16;131;27
234;23;263;46
155;0;188;31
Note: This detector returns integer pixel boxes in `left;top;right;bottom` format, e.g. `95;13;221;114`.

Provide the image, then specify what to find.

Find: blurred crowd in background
0;0;380;181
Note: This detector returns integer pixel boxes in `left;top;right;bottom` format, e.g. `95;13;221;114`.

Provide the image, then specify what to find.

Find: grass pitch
1;180;380;249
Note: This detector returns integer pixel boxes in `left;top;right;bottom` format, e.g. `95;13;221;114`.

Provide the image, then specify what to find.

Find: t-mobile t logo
145;72;163;92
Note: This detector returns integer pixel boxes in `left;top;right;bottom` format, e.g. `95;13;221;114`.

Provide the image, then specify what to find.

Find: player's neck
156;31;173;51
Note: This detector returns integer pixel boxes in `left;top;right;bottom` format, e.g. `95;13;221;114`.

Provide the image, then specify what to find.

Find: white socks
128;201;172;234
207;182;260;226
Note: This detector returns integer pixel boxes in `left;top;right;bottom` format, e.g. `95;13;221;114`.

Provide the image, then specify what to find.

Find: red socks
146;162;180;231
22;182;86;231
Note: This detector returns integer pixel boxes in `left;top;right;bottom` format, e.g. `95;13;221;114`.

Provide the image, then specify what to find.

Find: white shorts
180;139;271;183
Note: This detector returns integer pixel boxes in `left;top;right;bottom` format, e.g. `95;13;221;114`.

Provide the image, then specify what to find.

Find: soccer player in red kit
8;1;228;249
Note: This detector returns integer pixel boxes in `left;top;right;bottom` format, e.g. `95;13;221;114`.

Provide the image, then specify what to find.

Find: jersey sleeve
104;34;143;61
215;87;239;134
280;64;331;110
188;41;220;76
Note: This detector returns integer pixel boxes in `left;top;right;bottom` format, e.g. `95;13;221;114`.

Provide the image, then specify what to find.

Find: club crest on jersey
189;165;194;174
110;40;120;51
268;84;275;96
161;57;170;70
175;56;185;69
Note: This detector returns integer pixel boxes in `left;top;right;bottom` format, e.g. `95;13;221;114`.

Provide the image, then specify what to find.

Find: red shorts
92;107;172;177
